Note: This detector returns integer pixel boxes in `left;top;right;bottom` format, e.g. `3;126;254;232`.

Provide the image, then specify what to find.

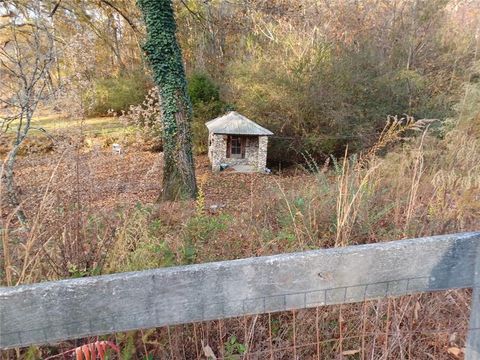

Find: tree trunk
137;0;197;201
2;141;28;227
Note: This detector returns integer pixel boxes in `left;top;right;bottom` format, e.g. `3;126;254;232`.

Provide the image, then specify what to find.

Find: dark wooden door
227;136;245;159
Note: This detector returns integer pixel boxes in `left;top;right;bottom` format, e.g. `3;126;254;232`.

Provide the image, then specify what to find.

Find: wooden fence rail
1;232;479;356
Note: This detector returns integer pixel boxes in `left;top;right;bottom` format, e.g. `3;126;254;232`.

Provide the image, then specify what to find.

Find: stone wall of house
207;132;215;164
244;136;259;165
208;133;269;172
257;136;268;170
209;133;227;171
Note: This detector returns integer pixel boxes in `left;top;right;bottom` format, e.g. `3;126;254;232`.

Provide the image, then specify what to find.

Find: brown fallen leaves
447;346;464;358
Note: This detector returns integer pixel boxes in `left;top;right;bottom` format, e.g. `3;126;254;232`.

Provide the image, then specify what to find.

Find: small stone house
206;111;273;172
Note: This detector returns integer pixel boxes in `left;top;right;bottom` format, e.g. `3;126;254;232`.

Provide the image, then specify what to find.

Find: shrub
188;72;229;154
188;72;221;104
183;214;231;263
114;87;163;152
87;71;150;116
104;204;178;273
17;135;55;155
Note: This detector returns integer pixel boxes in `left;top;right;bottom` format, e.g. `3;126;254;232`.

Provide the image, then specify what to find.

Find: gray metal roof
206;111;273;136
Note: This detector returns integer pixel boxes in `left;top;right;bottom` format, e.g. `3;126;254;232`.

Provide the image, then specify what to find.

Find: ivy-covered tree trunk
137;0;197;201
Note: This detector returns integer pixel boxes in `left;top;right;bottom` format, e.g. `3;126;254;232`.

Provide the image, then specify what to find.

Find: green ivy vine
137;0;196;199
137;0;192;142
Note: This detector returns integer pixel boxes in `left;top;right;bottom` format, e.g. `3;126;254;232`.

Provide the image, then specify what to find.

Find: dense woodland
2;0;479;159
1;0;480;359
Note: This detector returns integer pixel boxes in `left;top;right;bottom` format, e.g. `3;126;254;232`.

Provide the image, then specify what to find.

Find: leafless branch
1;4;56;227
179;0;207;23
98;0;139;33
50;0;62;17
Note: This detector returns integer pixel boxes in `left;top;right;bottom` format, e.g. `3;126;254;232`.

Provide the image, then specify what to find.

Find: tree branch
50;0;62;17
98;0;139;33
179;0;206;23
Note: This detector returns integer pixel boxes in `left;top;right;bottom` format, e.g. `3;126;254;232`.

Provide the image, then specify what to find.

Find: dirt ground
11;146;312;220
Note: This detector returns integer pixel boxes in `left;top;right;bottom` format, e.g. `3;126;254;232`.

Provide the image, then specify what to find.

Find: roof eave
210;131;274;136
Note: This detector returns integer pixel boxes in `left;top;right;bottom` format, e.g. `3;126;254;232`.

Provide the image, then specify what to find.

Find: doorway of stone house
227;135;245;159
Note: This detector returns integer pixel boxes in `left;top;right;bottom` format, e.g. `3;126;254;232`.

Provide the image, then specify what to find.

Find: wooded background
2;0;479;161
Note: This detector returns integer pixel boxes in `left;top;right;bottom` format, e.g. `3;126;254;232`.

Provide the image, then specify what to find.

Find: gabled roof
206;111;273;136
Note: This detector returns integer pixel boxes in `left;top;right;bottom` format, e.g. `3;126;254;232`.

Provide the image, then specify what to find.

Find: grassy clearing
5;115;130;137
1;115;140;157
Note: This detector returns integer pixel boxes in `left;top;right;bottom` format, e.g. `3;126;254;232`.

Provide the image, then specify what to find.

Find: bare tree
0;2;55;226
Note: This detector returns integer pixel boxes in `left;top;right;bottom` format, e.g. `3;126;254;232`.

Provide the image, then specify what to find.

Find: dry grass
3;115;127;137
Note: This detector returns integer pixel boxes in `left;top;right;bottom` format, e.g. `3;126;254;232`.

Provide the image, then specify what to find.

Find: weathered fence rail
1;232;479;356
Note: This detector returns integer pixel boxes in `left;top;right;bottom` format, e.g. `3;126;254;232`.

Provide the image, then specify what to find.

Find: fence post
466;245;480;359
